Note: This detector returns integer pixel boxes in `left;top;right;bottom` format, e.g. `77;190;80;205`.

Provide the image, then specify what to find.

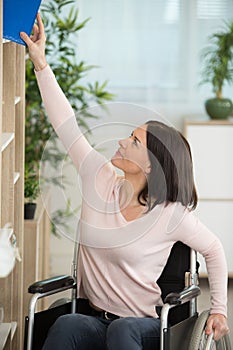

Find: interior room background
42;0;233;340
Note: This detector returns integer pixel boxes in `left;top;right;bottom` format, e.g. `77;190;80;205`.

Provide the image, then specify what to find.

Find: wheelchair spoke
198;331;216;350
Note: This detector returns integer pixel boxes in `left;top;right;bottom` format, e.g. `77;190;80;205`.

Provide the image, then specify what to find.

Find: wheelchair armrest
164;285;201;305
28;275;75;294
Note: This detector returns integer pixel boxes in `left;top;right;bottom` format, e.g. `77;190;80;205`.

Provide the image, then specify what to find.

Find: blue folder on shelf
3;0;42;45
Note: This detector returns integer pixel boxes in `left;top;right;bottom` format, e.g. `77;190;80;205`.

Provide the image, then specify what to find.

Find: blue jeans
42;314;160;350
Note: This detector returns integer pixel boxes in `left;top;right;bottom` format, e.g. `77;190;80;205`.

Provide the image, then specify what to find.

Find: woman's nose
118;138;127;148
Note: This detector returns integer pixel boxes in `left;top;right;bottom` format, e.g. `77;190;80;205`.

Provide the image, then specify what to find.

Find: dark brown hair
138;120;198;211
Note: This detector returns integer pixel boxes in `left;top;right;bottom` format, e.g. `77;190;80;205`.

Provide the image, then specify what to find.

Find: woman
20;14;230;350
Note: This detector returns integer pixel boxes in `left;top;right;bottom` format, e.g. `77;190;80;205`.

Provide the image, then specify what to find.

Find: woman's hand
205;313;230;341
20;13;47;71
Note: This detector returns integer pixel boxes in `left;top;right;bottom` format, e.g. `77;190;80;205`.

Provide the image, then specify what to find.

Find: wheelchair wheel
189;310;231;350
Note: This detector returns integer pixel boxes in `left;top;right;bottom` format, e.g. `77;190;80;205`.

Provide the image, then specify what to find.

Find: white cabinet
184;119;233;276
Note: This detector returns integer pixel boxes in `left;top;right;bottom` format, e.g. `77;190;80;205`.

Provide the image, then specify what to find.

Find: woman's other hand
20;13;47;71
205;313;230;341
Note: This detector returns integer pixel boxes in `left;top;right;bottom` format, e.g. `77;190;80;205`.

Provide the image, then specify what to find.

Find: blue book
3;0;42;46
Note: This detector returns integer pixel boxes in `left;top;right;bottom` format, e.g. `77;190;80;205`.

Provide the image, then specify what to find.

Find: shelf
1;133;14;152
199;272;233;279
14;96;21;105
14;172;20;185
1;17;26;349
0;323;11;349
0;321;17;349
185;117;233;126
199;198;233;202
11;321;17;341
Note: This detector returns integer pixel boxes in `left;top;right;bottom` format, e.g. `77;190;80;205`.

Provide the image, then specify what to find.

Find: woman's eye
129;133;138;145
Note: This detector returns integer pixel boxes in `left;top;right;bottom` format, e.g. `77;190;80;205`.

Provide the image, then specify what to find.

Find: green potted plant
200;20;233;119
24;164;40;219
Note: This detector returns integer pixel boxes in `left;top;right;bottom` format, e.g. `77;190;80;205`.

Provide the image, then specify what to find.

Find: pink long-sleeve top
35;65;228;318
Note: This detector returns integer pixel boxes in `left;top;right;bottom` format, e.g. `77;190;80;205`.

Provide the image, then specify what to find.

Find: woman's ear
145;163;151;175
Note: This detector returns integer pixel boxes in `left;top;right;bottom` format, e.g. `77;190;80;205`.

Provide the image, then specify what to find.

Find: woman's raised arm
20;13;93;170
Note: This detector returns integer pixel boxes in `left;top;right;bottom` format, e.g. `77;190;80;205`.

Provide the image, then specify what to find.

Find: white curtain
77;0;233;109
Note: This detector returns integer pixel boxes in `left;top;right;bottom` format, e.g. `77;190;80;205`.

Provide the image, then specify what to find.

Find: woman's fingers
20;12;47;71
20;13;44;45
30;24;39;42
20;31;32;46
36;13;45;38
205;314;230;341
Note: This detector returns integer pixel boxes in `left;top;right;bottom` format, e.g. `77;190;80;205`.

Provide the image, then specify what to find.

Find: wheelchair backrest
156;241;192;325
157;241;190;301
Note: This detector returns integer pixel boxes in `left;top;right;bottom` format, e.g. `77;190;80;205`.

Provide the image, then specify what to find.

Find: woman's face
111;124;151;176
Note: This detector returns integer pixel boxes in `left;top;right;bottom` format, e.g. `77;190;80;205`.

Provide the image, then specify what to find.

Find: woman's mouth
114;150;123;158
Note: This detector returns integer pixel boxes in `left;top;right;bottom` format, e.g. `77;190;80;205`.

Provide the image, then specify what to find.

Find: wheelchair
24;241;231;350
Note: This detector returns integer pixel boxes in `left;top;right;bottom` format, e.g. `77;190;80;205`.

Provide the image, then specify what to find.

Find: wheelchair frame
25;243;231;350
159;248;200;349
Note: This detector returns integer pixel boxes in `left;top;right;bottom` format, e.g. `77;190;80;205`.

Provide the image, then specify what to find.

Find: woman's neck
119;173;147;209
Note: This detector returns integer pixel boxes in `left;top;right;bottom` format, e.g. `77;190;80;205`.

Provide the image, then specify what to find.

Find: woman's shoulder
162;201;198;234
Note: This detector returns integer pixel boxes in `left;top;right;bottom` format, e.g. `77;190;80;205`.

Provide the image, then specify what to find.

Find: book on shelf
3;0;42;46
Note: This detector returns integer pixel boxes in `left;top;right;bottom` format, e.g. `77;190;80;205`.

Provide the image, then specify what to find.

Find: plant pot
24;202;37;220
205;98;233;119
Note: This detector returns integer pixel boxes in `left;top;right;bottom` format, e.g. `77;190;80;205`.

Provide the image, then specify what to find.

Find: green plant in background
24;164;40;203
25;0;114;234
200;20;233;119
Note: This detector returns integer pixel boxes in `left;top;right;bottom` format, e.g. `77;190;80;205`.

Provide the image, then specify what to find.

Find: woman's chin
111;157;117;165
111;157;122;169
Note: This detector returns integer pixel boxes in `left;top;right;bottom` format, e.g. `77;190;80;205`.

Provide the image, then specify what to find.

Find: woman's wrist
33;58;47;71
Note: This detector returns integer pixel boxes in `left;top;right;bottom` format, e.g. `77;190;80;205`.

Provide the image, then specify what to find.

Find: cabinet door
186;125;233;199
195;200;233;275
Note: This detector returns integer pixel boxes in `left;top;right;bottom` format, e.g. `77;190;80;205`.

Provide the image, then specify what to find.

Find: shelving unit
23;191;51;317
0;1;25;348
